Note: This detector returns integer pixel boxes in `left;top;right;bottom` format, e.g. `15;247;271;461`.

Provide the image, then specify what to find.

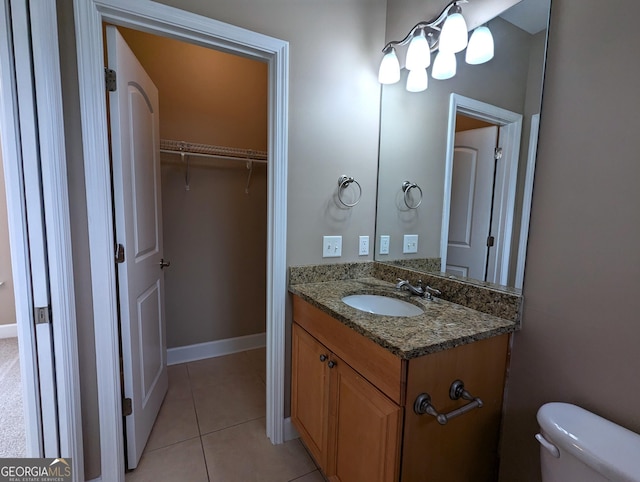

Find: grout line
185;362;206;437
198;434;211;482
198;416;266;438
287;469;325;482
142;434;201;455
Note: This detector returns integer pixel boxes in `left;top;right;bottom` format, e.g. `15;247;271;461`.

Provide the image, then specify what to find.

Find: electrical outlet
358;236;369;256
379;235;390;255
322;236;342;258
403;234;418;254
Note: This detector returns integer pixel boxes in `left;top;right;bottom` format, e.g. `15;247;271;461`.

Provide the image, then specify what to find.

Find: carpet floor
0;337;26;457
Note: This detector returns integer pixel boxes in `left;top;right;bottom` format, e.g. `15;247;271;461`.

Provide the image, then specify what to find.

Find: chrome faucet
396;278;425;296
396;279;442;300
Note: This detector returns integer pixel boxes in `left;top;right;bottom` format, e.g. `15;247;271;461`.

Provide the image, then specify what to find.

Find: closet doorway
74;2;289;477
109;25;269;469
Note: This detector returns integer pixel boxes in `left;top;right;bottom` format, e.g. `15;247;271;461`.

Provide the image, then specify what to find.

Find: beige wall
58;1;386;478
0;137;16;326
118;27;268;150
156;0;386;265
120;29;268;348
499;1;640;480
56;2;102;478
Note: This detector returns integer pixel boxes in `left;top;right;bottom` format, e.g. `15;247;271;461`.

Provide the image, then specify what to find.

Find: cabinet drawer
293;295;406;405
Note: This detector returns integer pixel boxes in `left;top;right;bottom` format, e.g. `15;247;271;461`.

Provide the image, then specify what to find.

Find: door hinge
105;68;117;92
487;235;495;247
34;306;51;325
494;147;503;161
122;397;132;417
115;243;125;264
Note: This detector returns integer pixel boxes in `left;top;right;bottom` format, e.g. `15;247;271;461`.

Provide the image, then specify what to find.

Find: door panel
129;87;158;258
107;25;167;469
448;147;477;247
446;126;498;281
138;281;163;403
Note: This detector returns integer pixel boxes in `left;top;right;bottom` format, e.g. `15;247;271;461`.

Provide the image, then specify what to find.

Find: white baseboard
0;323;17;339
167;332;266;366
284;416;299;442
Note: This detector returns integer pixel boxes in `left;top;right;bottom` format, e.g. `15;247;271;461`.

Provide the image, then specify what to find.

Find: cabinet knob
328;360;337;368
319;354;328;362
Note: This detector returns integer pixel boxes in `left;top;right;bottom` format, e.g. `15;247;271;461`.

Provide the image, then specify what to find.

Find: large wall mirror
375;0;551;291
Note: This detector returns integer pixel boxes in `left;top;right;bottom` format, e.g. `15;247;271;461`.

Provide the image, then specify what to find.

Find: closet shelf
159;139;267;164
160;139;266;193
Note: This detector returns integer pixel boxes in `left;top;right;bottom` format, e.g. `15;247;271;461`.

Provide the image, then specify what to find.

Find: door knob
319;354;328;362
159;258;171;269
327;360;337;369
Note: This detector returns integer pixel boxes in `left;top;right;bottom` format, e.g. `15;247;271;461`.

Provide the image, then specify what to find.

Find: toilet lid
538;402;640;482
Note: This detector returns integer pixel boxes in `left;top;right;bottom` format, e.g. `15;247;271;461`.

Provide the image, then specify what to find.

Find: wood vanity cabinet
291;295;510;482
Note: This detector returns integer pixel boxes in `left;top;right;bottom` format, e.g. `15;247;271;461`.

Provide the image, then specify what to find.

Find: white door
107;26;168;469
446;126;498;281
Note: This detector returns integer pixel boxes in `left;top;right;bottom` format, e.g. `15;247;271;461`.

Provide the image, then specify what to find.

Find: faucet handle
424;286;442;300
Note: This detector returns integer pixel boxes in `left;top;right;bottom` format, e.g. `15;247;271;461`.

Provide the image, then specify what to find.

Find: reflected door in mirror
447;126;498;281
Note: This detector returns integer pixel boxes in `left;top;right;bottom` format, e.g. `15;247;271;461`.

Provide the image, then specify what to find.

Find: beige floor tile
125;437;208;482
244;347;266;383
193;374;265;435
202;418;316;482
289;470;327;482
166;364;192;401
145;394;200;452
187;352;256;390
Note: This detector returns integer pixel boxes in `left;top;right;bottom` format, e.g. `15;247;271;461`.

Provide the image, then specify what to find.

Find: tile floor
126;348;326;482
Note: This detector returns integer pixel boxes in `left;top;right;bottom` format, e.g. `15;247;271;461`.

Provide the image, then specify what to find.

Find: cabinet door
327;357;402;482
291;323;331;467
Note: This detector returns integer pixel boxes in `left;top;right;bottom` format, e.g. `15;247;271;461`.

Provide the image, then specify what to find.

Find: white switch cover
323;236;342;258
403;234;418;254
358;236;369;256
379;235;390;255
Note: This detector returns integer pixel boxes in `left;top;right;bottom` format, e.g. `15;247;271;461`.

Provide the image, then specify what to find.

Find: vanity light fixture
378;0;494;92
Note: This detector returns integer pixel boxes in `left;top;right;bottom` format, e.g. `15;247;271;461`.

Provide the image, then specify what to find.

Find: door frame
72;1;289;480
0;0;84;469
515;113;540;289
441;94;522;286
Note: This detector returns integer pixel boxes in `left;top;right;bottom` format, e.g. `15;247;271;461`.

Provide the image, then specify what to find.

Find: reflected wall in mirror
376;0;550;290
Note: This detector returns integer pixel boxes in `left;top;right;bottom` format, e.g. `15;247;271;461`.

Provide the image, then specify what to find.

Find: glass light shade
378;49;401;84
438;12;468;53
465;26;494;64
431;51;457;80
405;29;431;70
406;68;428;92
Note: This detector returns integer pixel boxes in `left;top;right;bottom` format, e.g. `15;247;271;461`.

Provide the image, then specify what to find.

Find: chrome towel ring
338;175;362;207
402;181;423;209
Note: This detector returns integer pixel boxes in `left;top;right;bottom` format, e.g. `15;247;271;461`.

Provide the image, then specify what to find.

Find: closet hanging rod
160;139;267;164
159;149;268;164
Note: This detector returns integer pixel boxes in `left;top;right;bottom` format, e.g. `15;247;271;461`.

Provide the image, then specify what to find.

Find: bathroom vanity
290;277;518;482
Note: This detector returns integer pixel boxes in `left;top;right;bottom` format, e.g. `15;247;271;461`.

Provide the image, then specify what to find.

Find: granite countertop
289;277;518;360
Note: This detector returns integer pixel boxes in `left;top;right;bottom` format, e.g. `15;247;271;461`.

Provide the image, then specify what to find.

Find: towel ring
338;175;362;207
402;181;423;209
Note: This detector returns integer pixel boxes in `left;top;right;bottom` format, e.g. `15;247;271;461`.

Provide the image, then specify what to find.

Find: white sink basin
341;294;423;317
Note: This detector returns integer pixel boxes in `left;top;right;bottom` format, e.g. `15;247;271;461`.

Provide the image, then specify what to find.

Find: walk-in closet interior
117;26;268;353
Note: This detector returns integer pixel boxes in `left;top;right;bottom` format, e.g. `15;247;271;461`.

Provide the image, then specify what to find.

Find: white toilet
536;402;640;482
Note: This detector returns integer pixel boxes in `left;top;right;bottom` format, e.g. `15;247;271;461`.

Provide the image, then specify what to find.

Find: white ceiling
500;0;551;35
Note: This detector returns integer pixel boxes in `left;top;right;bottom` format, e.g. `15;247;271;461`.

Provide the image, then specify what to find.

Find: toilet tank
536;402;640;482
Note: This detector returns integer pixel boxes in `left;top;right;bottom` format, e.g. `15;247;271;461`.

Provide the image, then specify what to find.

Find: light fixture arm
381;0;468;53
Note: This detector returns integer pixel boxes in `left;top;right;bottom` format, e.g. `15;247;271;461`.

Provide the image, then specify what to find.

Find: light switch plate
379;235;390;255
323;236;342;258
403;234;418;254
358;236;369;256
